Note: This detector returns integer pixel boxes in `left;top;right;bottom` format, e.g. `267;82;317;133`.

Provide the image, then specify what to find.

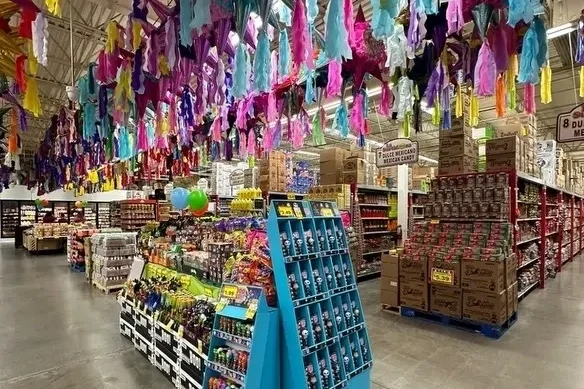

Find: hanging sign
556;103;584;143
229;170;245;186
376;138;419;167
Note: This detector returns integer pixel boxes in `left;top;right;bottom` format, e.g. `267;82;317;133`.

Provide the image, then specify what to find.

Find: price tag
245;302;258;319
286;193;296;200
431;268;454;285
430;219;440;224
277;205;294;217
321;208;334;217
204;287;214;297
222;285;238;299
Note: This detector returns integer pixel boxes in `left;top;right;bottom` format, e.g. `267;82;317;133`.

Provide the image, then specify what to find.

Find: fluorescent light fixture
419;155;438;164
306;86;383;116
546;22;576;39
296;150;320;157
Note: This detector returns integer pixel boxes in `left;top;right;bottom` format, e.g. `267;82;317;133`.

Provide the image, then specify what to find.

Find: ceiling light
296;150;320;157
306;86;383;116
546;22;576;39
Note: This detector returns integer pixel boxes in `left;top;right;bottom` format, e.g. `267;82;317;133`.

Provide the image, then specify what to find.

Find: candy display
1;200;18;238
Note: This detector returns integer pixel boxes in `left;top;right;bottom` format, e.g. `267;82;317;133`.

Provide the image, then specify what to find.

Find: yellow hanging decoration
580;66;584;98
22;77;42;117
105;21;119;54
507;54;518;110
114;62;134;111
132;21;142;51
432;97;440;126
455;85;463;118
468;90;479;127
27;42;38;76
45;0;61;16
158;55;170;76
541;65;552;104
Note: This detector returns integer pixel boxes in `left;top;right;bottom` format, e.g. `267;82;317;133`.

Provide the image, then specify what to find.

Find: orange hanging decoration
495;74;505;118
15;54;26;92
8;108;18;153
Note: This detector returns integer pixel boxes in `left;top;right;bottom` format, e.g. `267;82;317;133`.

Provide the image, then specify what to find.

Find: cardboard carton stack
438;117;479;175
380;251;400;307
211;161;248;195
258;151;287;192
320;148;347;185
401;220;518;326
379;166;413;189
305;184;351;210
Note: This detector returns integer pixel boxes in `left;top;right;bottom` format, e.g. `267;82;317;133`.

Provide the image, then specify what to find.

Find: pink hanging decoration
306;27;315;70
474;41;497;96
96;50;107;83
446;0;464;35
247;129;256;157
350;94;365;135
211;116;222;142
344;0;355;46
264;124;274;152
290;119;304;149
169;97;177;134
270;51;278;86
524;83;536;114
327;60;343;97
267;91;277;122
236;100;247;129
379;82;391;116
221;105;229;131
165;19;178;70
215;58;226;105
291;0;308;67
239;131;248;158
137;119;149;151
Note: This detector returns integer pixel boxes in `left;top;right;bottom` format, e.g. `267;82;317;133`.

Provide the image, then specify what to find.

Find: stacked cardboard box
378;166;413;189
258;151;287;192
320;148;347;185
490;122;539;177
402;221;518;325
243;168;257;188
438;117;479;175
211;161;248;195
380;251;400;307
556;147;566;188
305;184;351;209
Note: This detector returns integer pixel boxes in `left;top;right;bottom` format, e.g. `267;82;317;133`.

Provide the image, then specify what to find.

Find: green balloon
187;190;208;211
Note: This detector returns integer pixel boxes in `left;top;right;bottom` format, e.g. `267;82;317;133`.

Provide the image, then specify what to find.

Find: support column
397;164;409;241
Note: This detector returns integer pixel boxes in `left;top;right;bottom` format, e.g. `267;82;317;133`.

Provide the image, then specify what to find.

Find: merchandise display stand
267;200;372;389
202;283;279;389
1;200;19;238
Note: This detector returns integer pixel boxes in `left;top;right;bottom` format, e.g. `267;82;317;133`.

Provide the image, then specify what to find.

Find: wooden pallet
93;281;124;294
400;306;518;339
381;304;401;315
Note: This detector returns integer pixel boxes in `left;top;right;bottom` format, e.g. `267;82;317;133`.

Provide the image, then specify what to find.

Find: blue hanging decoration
305;69;315;103
371;0;399;40
533;18;547;68
508;0;533;27
232;44;249;98
253;30;271;92
307;0;318;23
324;0;352;61
87;63;97;96
179;0;193;46
332;104;349;138
83;103;96;141
518;22;540;84
278;2;292;26
278;29;291;78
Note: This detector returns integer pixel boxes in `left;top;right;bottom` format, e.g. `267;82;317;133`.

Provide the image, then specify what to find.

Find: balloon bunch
170;187;209;216
74;200;88;208
34;198;49;210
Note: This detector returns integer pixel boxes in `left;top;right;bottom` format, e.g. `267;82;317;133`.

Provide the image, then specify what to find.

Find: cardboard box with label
400;280;429;311
429;258;461;287
461;258;506;293
441;119;472;138
485;136;521;155
342;170;366;184
506;282;518;319
380;277;399;306
439;135;476;157
343;157;367;172
399;255;428;282
438;155;477;175
462;289;507;325
430;285;462;318
381;253;399;278
486;153;520;172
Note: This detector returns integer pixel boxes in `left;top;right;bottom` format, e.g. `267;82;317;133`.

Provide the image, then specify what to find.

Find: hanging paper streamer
253;30;271;92
495;75;505;117
290;117;304;149
468;90;479;127
190;0;211;32
307;0;318;23
350;93;365;136
325;0;352;61
45;0;61;16
332;104;349;138
517;22;540;84
580;67;584;98
446;0;463;35
267;91;277;122
506;55;518;110
278;2;292;26
305;70;316;103
105;21;119;53
455;85;463;118
385;24;407;76
540;65;552;104
378;82;391;116
232;44;249;98
312;107;326;146
344;0;355;46
15;55;26;92
32;13;48;66
327;60;343;97
216;58;226;105
474;41;496;96
264;123;274;151
278;29;291;79
508;0;534;27
291;0;308;67
179;0;193;46
132;21;142;51
236;100;247;129
22;78;41;117
238;131;248;158
270;50;278;86
371;0;398;40
523;83;536;114
247;129;256;157
395;76;414;121
306;25;315;70
165;19;178;70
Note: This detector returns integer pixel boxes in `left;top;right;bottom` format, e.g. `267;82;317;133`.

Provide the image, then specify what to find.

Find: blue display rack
267;200;372;389
202;283;280;389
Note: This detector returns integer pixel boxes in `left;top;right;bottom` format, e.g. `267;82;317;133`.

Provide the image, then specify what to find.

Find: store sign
556;103;584;143
376;138;419;167
229;170;245;186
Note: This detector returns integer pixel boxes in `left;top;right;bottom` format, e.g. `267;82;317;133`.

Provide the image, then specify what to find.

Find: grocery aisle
2;241;584;389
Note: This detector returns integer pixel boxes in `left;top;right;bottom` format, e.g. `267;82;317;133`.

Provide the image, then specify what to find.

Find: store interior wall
0;186;130;202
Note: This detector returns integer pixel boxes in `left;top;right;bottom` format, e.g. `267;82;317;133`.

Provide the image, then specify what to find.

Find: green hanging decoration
312;108;326;146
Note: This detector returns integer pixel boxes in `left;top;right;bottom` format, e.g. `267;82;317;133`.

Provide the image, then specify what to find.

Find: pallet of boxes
319;148;379;185
437;117;479;175
397;221;518;338
380;250;401;313
258;151;287;192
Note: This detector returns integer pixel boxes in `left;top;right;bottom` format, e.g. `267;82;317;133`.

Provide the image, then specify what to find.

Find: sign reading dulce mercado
376;138;419;167
556;103;584;143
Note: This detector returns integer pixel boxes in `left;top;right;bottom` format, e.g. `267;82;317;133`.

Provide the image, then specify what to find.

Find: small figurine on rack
306;230;315;253
330;352;341;383
322;310;334;338
342;350;351;371
298;319;309;348
289;273;300;299
360;337;369;362
327;229;336;248
334;306;343;328
311;315;322;343
313;269;323;293
335;227;345;248
343;303;353;327
305;363;318;389
352;301;361;323
324;266;334;289
281;232;291;257
334;265;344;286
319;359;330;389
301;270;312;296
317;230;326;251
351;342;360;364
343;263;352;284
293;231;303;255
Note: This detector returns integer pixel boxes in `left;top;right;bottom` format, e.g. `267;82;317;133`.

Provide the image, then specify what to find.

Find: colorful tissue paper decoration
19;0;556;194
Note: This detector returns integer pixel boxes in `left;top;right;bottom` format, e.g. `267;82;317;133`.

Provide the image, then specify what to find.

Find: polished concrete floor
1;243;583;389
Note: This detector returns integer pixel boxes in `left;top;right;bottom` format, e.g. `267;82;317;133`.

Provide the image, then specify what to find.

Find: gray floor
0;244;583;389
